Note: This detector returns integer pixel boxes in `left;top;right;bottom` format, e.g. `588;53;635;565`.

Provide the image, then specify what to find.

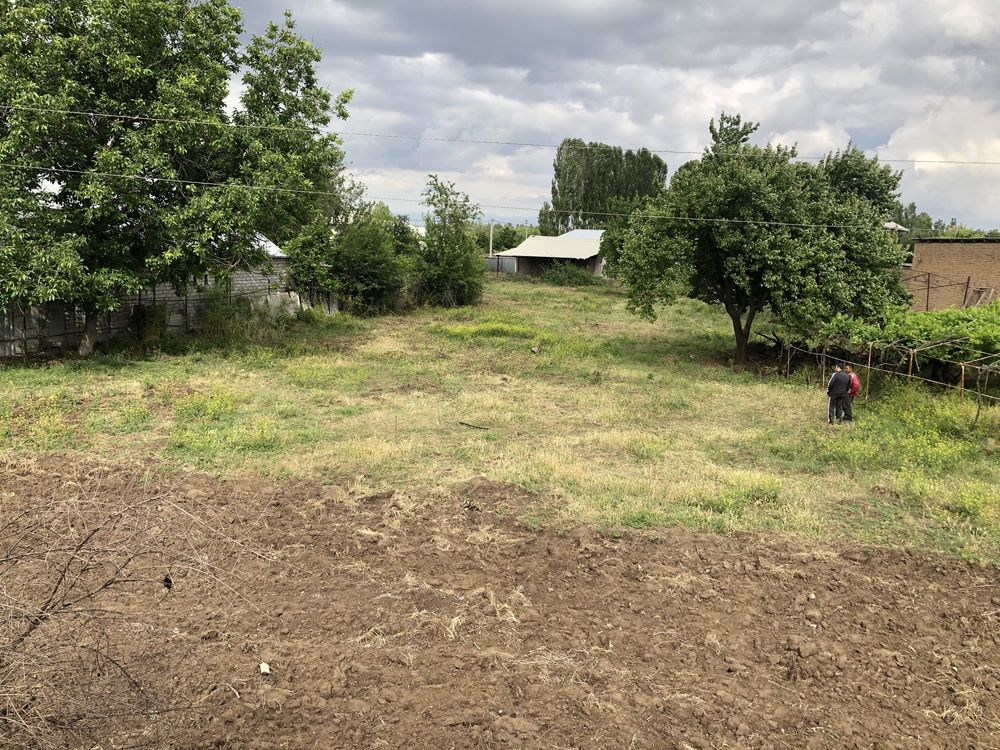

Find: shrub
542;262;600;287
286;206;412;315
331;206;407;314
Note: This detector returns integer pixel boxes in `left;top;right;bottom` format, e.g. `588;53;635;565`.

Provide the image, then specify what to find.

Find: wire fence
900;270;995;311
772;339;999;435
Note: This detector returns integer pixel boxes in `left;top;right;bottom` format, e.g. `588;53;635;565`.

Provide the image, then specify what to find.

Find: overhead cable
6;104;1000;167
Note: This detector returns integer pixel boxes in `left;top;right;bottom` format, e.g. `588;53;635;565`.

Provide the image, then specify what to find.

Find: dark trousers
843;396;854;422
828;395;850;423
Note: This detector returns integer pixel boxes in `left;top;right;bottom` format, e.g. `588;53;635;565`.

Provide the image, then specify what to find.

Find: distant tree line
537;139;668;236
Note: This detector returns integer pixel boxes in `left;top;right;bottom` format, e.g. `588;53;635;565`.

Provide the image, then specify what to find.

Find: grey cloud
233;0;1000;226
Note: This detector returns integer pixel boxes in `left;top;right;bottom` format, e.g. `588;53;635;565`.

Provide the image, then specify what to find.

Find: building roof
255;233;287;259
496;235;600;260
560;229;605;239
913;237;1000;244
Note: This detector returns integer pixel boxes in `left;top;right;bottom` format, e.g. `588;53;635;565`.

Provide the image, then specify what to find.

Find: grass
2;277;998;560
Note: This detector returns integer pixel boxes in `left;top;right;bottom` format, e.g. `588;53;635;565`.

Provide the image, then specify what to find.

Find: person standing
826;363;851;424
844;365;861;422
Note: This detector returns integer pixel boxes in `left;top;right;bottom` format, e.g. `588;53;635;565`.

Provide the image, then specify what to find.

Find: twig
458;421;490;430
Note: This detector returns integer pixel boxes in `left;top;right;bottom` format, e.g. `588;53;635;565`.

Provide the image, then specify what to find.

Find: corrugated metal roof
496;235;600;260
560;229;605;239
255;233;287;259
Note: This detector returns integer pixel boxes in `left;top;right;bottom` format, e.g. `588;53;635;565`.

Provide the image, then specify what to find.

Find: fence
772;338;999;432
0;264;292;358
485;256;516;275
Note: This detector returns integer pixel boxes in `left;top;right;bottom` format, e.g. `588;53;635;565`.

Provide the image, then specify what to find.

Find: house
903;238;999;311
495;230;605;276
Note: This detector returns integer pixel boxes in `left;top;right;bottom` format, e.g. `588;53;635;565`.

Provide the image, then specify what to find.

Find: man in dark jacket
827;363;851;424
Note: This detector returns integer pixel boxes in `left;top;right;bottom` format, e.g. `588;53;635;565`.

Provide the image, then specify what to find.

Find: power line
1;161;894;231
7;104;1000;167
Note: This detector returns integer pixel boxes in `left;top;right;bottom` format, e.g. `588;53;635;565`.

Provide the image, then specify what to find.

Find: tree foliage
615;113;910;363
473;222;537;254
0;0;350;353
819;144;901;218
235;11;353;245
821;302;1000;361
330;205;409;314
416;176;483;307
538;139;668;235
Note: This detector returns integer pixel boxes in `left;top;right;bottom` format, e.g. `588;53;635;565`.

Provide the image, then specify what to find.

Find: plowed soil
3;458;999;749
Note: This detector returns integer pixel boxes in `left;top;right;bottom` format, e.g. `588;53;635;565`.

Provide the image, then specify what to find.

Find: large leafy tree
0;0;350;354
616;114;909;364
538;138;668;235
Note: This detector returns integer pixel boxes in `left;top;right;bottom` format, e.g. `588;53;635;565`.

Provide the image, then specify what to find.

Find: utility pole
489;219;494;256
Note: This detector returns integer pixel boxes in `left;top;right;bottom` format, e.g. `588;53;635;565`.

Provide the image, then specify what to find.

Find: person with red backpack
843;365;861;421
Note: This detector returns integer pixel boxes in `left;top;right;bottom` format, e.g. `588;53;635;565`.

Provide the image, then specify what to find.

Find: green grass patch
2;276;998;560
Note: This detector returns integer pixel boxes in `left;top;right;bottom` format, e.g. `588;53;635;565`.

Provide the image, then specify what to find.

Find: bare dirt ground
3;457;999;749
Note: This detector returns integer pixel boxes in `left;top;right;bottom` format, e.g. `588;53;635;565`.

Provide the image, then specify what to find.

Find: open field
2;278;1000;748
2;277;998;559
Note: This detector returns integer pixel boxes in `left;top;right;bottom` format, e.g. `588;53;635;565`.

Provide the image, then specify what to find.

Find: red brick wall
905;242;1000;311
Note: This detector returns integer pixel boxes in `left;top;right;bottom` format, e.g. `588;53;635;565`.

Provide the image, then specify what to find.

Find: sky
232;0;1000;228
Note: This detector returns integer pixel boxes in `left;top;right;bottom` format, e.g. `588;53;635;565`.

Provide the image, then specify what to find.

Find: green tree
388;214;420;257
416;176;483;307
616;114;909;364
597;195;650;278
820;144;901;217
235;11;353;245
892;202;934;232
0;0;350;355
283;219;339;301
538;139;668;235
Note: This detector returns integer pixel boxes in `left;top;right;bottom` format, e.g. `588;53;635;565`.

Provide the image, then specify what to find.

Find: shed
496;231;605;276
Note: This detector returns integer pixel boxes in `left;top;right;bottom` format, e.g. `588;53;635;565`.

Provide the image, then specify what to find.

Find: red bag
848;372;861;397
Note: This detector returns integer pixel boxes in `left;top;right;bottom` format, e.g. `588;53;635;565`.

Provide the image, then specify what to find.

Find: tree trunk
729;312;749;365
78;310;99;356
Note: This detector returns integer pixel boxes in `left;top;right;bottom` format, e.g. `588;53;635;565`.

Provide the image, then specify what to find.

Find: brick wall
905;241;1000;311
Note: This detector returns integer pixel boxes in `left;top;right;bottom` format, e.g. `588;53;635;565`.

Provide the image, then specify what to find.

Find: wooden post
959;365;965;403
785;345;792;378
904;349;915;410
821;346;827;386
962;276;972;307
864;344;873;403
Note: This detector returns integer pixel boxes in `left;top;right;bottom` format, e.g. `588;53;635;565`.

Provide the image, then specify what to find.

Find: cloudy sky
233;0;1000;227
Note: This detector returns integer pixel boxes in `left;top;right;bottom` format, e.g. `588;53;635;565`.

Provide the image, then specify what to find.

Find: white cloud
879;98;1000;225
235;0;1000;227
